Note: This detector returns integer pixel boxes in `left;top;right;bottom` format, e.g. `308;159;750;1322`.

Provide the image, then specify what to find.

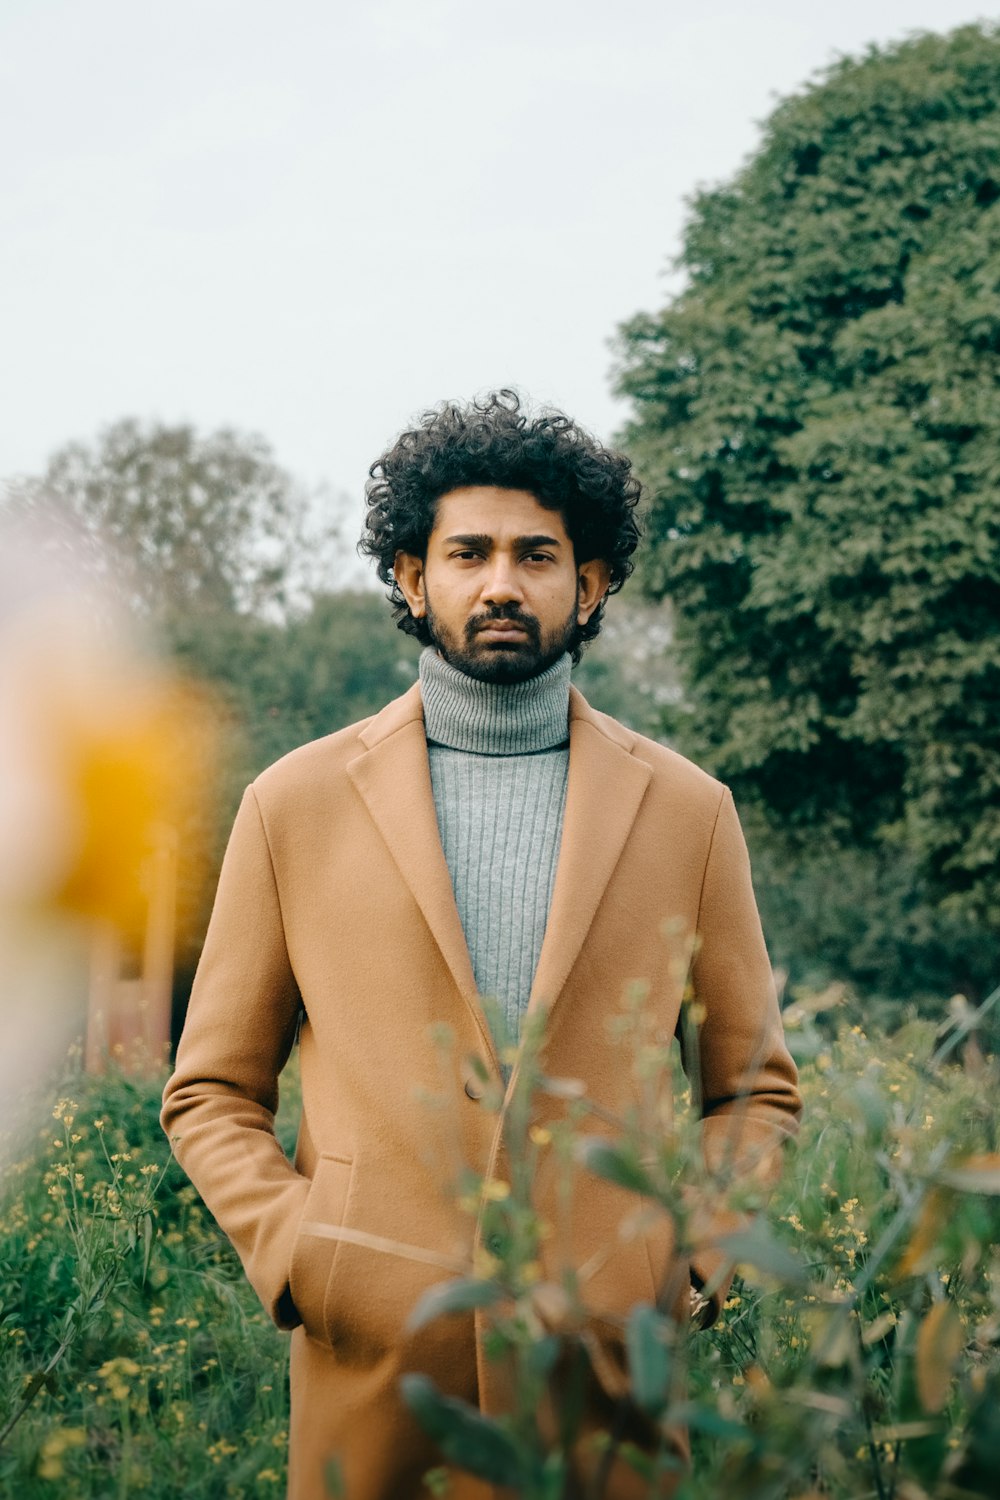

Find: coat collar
347;679;652;1066
527;687;651;1023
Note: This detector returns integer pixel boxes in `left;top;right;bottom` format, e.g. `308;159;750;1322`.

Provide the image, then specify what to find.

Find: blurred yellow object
52;676;215;947
0;507;219;1094
1;589;217;949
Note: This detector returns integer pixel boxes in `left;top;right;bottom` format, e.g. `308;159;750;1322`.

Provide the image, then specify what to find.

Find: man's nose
480;558;523;606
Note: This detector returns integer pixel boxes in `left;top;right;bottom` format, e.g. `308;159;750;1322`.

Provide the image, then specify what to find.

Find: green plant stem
118;1395;132;1500
887;1436;902;1500
864;1428;889;1500
0;1261;118;1451
927;981;1000;1074
857;1319;889;1500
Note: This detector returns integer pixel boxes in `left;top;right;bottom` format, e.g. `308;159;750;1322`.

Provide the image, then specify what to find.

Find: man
162;391;801;1500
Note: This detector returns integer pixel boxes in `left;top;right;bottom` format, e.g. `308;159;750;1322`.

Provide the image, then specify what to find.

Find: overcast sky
1;0;991;551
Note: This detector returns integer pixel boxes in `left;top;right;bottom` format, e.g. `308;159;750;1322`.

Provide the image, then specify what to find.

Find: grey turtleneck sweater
419;647;571;1051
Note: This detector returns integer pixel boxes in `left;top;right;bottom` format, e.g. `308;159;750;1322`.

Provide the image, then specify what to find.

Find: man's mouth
476;621;530;643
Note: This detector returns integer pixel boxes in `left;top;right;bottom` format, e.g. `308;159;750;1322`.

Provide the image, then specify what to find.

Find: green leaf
851;1078;889;1135
400;1374;524;1486
625;1303;672;1417
538;1451;570;1500
716;1220;809;1284
958;1366;1000;1486
671;1400;750;1441
407;1277;506;1333
466;1053;491;1085
525;1333;561;1385
141;1212;155;1286
323;1457;346;1498
576;1137;653;1195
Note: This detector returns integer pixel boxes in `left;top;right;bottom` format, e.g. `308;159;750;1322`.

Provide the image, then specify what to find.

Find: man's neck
418;647;571;755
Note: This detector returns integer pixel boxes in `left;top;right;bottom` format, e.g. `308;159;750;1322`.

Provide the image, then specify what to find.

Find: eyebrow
443;533;564;549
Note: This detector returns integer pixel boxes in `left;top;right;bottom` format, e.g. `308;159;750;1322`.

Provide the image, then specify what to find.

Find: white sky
1;0;991;546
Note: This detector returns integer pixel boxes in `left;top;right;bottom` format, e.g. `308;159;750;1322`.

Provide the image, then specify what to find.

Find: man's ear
576;559;612;625
393;551;426;619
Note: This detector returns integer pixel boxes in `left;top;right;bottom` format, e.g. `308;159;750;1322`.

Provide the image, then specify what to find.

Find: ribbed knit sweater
420;647;570;1050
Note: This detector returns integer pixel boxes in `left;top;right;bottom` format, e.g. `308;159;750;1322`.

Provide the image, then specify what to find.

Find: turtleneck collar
419;646;571;755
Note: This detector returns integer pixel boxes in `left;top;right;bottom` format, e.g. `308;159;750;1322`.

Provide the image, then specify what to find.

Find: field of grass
0;1049;302;1499
1;992;998;1498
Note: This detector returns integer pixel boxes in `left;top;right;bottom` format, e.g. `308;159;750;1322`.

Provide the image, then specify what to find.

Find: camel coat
161;681;801;1500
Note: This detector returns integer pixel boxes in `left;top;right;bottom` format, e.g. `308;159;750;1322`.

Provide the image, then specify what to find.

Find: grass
0;1049;301;1498
0;990;998;1499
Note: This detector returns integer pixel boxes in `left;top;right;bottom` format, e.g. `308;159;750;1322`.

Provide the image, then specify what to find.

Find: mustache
465;605;541;647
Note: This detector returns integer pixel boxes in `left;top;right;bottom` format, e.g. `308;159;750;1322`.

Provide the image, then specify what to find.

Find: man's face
393;487;610;684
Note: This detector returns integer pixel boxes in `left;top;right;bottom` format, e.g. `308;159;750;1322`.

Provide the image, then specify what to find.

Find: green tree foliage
616;24;1000;928
572;597;681;738
166;590;421;984
744;810;1000;1011
169;589;421;797
37;417;332;619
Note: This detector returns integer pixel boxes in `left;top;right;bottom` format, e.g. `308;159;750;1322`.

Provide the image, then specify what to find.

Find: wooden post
85;921;121;1074
84;824;177;1076
140;822;178;1069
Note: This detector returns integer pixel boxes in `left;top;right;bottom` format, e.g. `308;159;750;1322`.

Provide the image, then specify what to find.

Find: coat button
462;1063;487;1100
486;1233;504;1257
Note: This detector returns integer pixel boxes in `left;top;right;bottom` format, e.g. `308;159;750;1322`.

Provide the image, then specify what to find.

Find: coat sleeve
161;784;310;1329
684;786;802;1321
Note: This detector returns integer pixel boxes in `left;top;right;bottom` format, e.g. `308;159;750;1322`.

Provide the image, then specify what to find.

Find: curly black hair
359;390;642;660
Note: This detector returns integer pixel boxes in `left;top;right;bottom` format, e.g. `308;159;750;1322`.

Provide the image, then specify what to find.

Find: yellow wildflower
37;1426;86;1480
473;1248;502;1279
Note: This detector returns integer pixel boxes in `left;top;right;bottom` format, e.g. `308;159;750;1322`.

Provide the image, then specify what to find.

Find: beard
424;594;579;684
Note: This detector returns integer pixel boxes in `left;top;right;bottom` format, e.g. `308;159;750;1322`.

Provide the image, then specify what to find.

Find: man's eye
525;553;554;564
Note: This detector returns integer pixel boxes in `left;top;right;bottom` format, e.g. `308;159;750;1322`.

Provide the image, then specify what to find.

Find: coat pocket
288;1153;354;1346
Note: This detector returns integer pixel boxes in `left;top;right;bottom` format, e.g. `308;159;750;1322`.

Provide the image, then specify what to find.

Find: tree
615;23;1000;928
33;418;338;620
168;588;422;792
572;596;681;738
164;589;421;992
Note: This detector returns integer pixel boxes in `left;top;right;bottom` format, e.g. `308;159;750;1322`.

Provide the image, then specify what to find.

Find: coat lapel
527;687;652;1021
347;678;652;1059
346;685;491;1055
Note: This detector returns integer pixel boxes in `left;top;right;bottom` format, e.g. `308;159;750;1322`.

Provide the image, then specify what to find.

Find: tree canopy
35;418;333;620
168;589;421;787
616;23;1000;926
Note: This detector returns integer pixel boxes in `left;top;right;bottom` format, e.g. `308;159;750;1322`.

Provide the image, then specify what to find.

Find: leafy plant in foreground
400;983;1000;1498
